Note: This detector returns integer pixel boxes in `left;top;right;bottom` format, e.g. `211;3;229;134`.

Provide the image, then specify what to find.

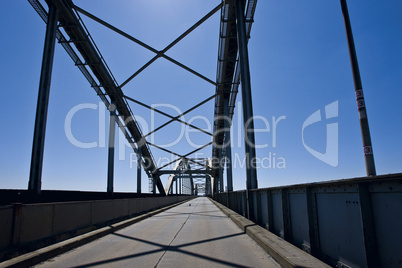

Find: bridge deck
33;197;280;267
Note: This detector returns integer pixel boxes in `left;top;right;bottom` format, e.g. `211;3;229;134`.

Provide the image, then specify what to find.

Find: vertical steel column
213;175;218;194
266;190;274;232
136;147;142;194
235;0;258;219
218;147;224;193
358;183;380;267
190;177;194;195
281;189;292;242
107;105;116;194
206;176;212;195
11;204;22;246
306;187;321;258
256;191;262;225
341;0;376;176
223;97;233;192
179;175;182;195
152;177;157;194
152;176;156;194
28;4;58;195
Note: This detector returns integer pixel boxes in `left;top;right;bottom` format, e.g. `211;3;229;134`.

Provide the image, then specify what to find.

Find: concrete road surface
34;197;281;267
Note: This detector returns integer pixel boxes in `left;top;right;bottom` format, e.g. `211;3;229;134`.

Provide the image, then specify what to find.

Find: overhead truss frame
28;0;258;196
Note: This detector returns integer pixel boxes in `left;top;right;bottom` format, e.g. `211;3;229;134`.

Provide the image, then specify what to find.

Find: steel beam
223;97;233;192
152;178;156;194
235;0;258;219
180;175;209;179
213;172;219;194
212;0;257;179
358;183;380;267
206;176;212;195
235;0;258;190
218;147;224;193
137;147;142;194
306;187;321;258
281;189;292;242
176;175;195;179
107;106;116;194
157;169;213;176
266;190;274;232
340;0;376;176
28;3;58;195
179;175;183;194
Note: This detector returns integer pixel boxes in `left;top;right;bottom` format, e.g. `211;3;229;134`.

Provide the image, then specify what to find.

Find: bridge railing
213;173;402;268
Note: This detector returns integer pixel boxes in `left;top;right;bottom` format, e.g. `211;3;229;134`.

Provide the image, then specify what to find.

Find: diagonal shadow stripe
112;231;244;250
71;232;248;268
172;248;249;268
152;211;227;219
70;247;165;268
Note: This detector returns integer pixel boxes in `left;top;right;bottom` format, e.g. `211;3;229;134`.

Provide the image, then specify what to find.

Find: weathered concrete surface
31;198;280;268
210;198;331;268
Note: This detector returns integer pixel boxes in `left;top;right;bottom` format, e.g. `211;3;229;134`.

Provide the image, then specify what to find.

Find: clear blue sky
1;0;401;193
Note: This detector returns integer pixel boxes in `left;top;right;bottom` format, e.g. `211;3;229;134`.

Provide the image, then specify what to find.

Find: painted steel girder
212;0;257;178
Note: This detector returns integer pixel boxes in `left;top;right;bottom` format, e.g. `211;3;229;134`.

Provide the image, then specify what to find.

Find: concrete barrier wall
214;173;402;268
53;202;92;235
0;195;192;258
19;204;54;245
0;206;13;250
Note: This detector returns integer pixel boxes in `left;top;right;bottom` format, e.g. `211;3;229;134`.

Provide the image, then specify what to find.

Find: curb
209;198;331;268
0;198;194;268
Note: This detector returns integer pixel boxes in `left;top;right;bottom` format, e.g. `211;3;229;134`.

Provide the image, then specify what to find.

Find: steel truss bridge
28;0;257;197
1;1;401;268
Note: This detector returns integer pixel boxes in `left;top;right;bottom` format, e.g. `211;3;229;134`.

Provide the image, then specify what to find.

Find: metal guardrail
213;173;402;268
